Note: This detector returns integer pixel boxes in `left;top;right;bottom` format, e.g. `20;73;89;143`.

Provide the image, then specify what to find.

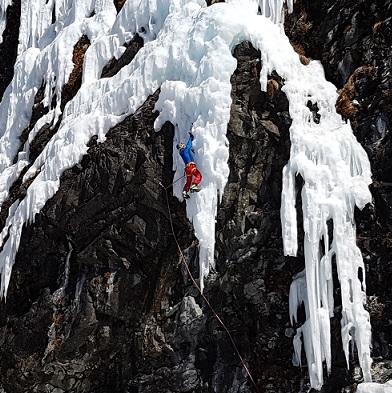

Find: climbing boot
190;184;200;193
182;191;190;199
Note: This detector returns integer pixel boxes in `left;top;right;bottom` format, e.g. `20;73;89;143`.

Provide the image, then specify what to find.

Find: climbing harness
160;182;258;391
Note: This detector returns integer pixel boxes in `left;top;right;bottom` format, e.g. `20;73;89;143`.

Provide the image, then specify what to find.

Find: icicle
257;0;295;24
0;0;13;44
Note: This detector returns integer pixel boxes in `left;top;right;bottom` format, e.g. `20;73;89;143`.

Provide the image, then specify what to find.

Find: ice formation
283;58;373;389
0;0;374;390
0;0;12;44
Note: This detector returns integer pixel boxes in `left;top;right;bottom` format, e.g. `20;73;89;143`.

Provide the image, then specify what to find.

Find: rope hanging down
160;182;258;391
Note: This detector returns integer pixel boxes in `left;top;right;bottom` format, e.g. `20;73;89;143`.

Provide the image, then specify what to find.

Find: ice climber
176;133;202;199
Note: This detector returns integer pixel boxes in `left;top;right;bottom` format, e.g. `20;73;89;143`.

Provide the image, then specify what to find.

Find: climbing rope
160;182;258;391
165;174;186;189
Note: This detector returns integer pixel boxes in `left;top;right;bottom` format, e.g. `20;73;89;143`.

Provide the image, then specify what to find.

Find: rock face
0;1;391;392
0;0;19;101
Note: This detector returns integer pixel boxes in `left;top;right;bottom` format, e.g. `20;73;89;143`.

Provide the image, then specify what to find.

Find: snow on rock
0;0;372;390
357;381;392;393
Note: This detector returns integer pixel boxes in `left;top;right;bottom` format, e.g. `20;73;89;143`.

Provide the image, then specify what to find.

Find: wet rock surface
0;1;391;392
